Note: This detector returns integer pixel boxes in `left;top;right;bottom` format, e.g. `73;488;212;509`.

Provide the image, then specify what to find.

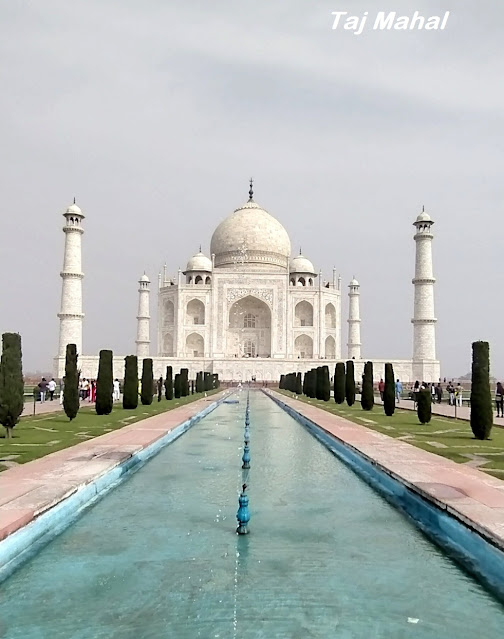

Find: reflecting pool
1;391;503;638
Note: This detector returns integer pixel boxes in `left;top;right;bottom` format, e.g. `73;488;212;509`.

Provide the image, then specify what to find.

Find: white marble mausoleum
53;185;440;383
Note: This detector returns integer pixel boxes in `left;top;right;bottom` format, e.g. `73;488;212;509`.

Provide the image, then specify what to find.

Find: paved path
271;391;504;550
0;392;226;543
375;396;504;427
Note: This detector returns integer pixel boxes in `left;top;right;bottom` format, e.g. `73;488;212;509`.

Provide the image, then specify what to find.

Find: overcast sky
0;0;502;379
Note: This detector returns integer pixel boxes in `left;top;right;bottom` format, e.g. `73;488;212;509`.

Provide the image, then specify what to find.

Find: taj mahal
53;182;440;383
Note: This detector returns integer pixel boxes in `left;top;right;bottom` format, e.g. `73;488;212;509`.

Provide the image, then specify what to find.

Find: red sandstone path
0;392;226;543
270;391;504;550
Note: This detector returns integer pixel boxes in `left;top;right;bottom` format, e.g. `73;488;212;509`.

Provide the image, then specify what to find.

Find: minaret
412;207;436;365
136;273;151;359
347;278;361;359
58;200;85;357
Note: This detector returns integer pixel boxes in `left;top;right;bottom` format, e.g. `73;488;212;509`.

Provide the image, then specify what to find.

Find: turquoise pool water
1;391;503;638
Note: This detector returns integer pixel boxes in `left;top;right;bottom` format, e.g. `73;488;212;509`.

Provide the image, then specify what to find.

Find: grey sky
0;0;502;378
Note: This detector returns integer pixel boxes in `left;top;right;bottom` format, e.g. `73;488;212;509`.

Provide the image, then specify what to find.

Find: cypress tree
195;371;203;393
296;372;303;395
165;366;173;400
122;355;138;409
383;363;395;416
315;367;324;400
174;373;182;398
345;360;356;406
191;380;195;394
215;374;220;389
417;388;432;424
470;341;493;440
0;333;24;438
96;349;114;415
279;375;285;390
334;362;345;404
140;358;154;406
62;343;80;421
302;372;307;395
180;368;189;396
308;369;317;398
361;361;374;411
321;365;330;401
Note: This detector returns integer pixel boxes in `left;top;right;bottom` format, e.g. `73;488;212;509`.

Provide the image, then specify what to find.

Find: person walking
48;378;56;401
378;378;385;401
91;379;96;403
157;376;163;402
113;378;121;402
496;382;504;418
456;383;463;408
59;378;65;405
395;379;402;403
435;382;443;404
38;377;48;402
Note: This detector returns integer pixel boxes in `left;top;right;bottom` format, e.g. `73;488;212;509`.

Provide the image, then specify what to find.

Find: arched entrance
227;295;271;358
186;332;204;357
325;335;336;359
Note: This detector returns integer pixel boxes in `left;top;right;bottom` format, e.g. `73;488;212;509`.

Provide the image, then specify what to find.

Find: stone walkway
0;392;225;542
272;391;504;550
375;396;504;426
22;398;95;417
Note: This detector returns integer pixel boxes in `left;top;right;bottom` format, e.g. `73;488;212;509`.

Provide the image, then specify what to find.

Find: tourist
113;378;121;401
435;382;443;404
48;378;56;401
447;382;455;406
38;377;48;402
90;379;96;403
431;383;436;402
59;378;65;405
456;383;463;408
395;379;402;403
378;378;385;401
157;376;163;402
496;382;504;418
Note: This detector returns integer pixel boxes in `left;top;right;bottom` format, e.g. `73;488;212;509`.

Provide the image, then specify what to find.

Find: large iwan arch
227;295;271;357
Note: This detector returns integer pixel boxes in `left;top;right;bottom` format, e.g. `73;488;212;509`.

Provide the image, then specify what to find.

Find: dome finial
299;246;302;255
248;177;254;202
199;244;202;253
73;197;76;204
422;204;425;212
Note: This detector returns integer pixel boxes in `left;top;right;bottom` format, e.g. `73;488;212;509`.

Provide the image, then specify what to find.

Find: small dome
290;254;316;274
415;208;432;223
349;278;359;286
185;252;212;273
210;199;291;269
64;202;83;216
139;273;150;283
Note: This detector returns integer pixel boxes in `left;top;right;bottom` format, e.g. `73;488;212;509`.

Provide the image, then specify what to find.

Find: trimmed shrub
345;360;355;406
296;372;302;395
383;363;395;416
204;372;212;391
96;350;114;415
164;366;173;400
334;362;345;404
123;355;138;409
196;371;204;393
279;375;285;390
417;388;432;424
174;373;182;398
0;333;24;437
470;341;493;440
180;368;189;396
140;358;154;406
361;361;374;411
62;343;80;421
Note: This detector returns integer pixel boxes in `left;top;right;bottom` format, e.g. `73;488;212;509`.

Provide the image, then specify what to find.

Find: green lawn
0;391;218;472
278;390;504;479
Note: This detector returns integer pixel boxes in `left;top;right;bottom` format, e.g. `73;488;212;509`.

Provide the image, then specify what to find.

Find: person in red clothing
378;378;385;401
91;379;97;403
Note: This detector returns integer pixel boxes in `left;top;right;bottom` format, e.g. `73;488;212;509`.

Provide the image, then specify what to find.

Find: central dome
210;199;291;269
